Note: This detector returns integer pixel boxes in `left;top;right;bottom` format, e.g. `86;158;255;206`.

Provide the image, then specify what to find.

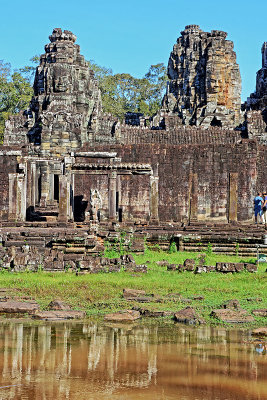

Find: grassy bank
0;250;266;327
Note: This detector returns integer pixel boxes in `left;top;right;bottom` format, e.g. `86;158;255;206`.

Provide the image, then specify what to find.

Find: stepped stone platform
0;221;265;272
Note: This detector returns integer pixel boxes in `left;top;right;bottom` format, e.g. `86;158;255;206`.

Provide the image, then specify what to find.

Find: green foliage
88;60;167;119
169;241;177;253
0;58;37;143
235;242;240;256
206;242;213;256
0;251;265;326
103;231;131;258
103;240;120;258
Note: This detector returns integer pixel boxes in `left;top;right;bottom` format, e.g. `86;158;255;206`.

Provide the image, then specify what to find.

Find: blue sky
1;0;266;100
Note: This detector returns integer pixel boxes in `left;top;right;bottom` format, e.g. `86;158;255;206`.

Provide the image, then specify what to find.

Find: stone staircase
32;203;59;222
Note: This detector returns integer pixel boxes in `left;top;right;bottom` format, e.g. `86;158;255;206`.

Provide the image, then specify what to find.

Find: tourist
262;191;267;224
254;192;264;224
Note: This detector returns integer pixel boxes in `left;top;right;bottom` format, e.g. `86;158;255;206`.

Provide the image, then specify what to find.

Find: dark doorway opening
38;175;42;203
116;192;119;212
73;195;88;222
118;208;123;222
170;237;179;252
54;175;59;202
210;116;222;127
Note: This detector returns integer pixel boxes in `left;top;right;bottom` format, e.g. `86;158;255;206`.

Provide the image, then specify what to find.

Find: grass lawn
0;250;266;326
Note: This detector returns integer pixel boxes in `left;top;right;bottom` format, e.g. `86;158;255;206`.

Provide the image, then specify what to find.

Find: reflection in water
0;321;266;399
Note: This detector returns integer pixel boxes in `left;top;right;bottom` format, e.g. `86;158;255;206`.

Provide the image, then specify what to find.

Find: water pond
0;319;266;399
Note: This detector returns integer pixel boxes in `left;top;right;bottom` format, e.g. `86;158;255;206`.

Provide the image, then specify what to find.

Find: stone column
109;171;117;220
8;174;17;221
48;171;54;205
40;162;50;207
58;175;69;223
8;173;26;222
189;172;198;223
228;173;238;223
30;162;37;207
17;174;26;221
150;166;159;223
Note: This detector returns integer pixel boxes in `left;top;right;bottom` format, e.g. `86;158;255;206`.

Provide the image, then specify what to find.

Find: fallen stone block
0;300;39;314
210;309;255;323
165;293;182;301
195;266;208;273
195;264;215;273
123;288;146;299
133;307;173;317
177;264;184;272
192;295;205;301
32;310;85;321
180;298;192;304
124;263;147;273
108;264;122;272
104;310;140;322
235;263;244;272
244;263;257;272
221;299;241;310
167;264;177;271
48;300;71;311
156;260;169;266
100;257;110;266
252;309;267;317
109;258;121;265
252;327;267;336
183;259;195;271
130;296;154;303
216;262;236;272
174;307;205;325
126;254;135;263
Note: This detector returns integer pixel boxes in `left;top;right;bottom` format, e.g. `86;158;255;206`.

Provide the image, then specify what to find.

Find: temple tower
4;28;103;155
162;25;242;128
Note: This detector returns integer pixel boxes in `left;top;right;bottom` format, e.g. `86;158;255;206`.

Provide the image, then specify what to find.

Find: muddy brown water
0;320;266;400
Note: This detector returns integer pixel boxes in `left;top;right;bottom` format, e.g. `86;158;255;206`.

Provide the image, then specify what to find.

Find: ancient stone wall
119;125;240;145
90;140;258;223
161;25;242;128
1;27;266;227
0;151;19;221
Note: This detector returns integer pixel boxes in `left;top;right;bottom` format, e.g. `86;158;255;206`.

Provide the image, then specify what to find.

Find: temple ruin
0;26;266;271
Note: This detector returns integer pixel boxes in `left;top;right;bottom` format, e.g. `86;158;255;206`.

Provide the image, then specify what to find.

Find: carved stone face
54;75;69;92
53;67;70;93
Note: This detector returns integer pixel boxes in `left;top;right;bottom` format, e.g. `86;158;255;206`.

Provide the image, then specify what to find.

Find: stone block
245;263;257;273
210;309;255;323
104;310;140;322
174;307;205;325
184;259;195;271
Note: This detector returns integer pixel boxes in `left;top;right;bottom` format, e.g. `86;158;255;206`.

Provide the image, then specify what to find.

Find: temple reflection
0;321;266;400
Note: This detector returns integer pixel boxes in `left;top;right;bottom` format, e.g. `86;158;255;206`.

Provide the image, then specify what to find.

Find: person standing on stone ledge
261;191;267;225
254;192;264;224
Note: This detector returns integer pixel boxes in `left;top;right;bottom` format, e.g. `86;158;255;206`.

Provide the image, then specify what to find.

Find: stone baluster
109;171;117;220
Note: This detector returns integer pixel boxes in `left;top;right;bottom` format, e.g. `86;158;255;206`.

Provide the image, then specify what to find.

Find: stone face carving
4;28;103;154
245;42;267;139
247;42;267;110
161;25;242;128
1;26;267;233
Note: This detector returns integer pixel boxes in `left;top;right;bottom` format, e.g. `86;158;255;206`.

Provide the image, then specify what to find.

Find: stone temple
0;26;266;271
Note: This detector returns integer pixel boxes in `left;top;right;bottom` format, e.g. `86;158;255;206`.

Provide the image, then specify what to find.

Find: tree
0;58;36;142
88;60;167;119
19;55;39;83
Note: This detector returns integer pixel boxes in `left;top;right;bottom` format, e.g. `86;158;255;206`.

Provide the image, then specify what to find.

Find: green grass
0;250;266;326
